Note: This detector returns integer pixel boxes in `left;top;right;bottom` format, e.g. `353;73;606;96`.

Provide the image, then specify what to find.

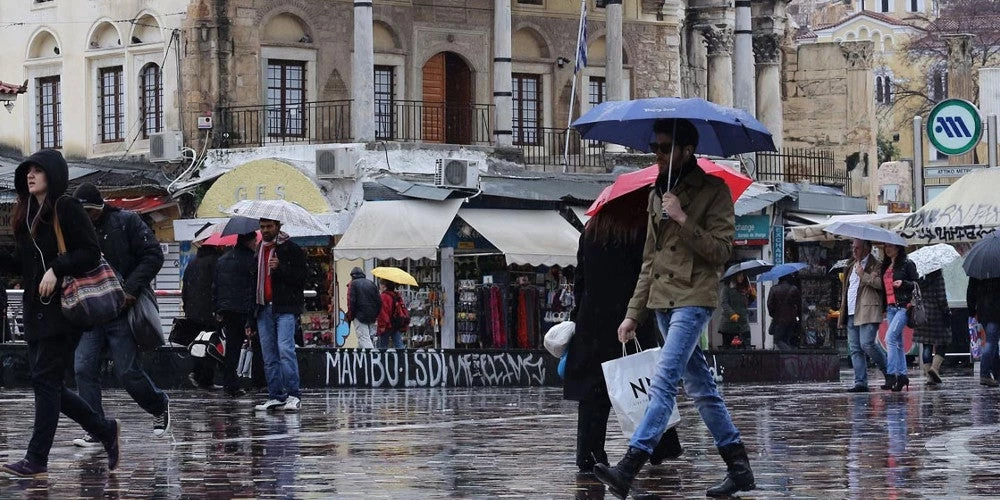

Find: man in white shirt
839;238;888;392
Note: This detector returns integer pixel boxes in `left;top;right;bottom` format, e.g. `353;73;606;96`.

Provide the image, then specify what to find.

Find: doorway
422;52;473;144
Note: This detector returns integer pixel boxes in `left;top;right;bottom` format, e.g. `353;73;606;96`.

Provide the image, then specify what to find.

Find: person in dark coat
346;267;381;349
880;244;919;392
184;244;223;389
767;275;801;349
0;149;120;477
913;270;951;386
213;232;259;396
719;273;753;348
968;277;1000;387
71;182;170;448
564;190;682;473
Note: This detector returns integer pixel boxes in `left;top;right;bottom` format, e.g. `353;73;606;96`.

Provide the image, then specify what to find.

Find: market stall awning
336;199;462;261
734;183;788;216
106;196;175;214
896;167;1000;244
788;212;911;242
457;209;580;267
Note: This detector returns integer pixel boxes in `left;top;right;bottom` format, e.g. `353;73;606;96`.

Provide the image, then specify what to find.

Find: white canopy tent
335;199;462;261
458;209;580;267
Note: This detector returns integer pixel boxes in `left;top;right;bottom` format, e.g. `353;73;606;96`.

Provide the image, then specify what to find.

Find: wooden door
446;54;473;145
422;53;446;143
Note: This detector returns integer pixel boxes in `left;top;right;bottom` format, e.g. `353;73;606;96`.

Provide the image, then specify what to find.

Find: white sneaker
72;434;101;448
282;396;301;412
254;399;285;411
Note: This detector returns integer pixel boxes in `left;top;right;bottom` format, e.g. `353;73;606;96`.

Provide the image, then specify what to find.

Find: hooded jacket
346;267;381;324
182;246;220;326
10;149;102;341
88;205;164;298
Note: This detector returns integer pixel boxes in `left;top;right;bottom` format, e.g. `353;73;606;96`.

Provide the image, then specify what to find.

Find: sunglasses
648;142;675;154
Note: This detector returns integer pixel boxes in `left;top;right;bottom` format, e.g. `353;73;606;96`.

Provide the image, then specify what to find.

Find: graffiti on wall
325;349;550;388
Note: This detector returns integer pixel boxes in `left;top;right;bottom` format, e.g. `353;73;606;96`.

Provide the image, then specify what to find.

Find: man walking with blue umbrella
594;118;755;498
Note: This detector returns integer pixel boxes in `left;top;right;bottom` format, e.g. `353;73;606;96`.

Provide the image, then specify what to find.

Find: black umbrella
220;216;261;236
963;235;1000;279
722;259;773;281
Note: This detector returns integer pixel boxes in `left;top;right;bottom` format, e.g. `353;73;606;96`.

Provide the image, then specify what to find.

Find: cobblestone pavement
1;371;999;498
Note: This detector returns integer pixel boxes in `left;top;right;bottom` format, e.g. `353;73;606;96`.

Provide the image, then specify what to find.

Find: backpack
389;292;411;333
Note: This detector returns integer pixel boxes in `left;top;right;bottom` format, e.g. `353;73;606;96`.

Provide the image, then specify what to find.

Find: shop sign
924;165;985;178
196;158;331;218
734;215;770;246
927;99;982;156
772;225;784;265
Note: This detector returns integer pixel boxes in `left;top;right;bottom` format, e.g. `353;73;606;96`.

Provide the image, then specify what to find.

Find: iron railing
755;148;852;193
375;100;493;145
214;100;352;148
519;127;611;172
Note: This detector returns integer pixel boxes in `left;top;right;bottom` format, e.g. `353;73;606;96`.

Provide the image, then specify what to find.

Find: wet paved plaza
1;370;1000;498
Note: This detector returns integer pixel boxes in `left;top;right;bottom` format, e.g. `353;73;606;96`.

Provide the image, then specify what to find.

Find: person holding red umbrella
594;118;755;498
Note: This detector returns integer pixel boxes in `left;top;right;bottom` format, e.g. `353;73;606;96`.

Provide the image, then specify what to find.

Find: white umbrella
225;200;331;236
909;243;961;278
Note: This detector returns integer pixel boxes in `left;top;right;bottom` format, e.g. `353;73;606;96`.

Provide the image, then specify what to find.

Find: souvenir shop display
300;245;335;346
374;258;442;348
457;280;480;346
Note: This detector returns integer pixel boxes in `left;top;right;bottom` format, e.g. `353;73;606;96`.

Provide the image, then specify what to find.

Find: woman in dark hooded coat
1;150;120;477
564;189;682;473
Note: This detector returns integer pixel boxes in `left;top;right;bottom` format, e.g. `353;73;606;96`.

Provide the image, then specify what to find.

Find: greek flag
574;5;588;73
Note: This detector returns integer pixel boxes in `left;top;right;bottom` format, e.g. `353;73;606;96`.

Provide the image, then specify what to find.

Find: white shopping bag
602;341;681;439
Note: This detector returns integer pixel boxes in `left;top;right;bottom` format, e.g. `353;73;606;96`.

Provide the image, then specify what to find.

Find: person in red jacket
376;280;406;349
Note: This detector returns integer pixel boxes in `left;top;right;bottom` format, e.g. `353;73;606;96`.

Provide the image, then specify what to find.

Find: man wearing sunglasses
595;119;754;498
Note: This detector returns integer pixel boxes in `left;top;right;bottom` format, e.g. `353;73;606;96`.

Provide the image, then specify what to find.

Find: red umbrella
201;230;261;247
586;158;753;216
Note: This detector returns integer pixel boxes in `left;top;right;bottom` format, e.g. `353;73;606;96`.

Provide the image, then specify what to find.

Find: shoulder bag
907;282;928;328
53;206;127;327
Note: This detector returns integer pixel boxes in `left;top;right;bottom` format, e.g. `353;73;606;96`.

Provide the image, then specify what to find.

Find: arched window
875;69;893;105
140;63;162;138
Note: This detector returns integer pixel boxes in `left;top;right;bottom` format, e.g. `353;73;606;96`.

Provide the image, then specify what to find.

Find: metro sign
927;99;982;156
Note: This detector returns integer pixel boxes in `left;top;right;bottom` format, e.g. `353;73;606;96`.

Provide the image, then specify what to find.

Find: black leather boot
881;374;896;390
649;427;684;465
593;446;650;499
706;442;756;497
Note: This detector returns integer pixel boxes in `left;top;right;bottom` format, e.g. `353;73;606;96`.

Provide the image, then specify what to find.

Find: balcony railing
214;100;352;148
375;100;493;145
519;127;611;172
755;148;852;194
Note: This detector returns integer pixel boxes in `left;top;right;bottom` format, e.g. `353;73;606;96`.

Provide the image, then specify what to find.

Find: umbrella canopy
572;97;776;157
829;259;850;274
201;230;261;247
221;216;261;236
757;263;808;282
897;167;1000;244
963;235;1000;279
225;199;330;235
909;243;961;278
372;267;418;287
823;221;907;246
586;158;752;216
722;259;773;281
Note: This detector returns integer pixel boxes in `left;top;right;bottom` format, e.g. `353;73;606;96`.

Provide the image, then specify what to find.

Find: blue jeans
630;307;742;454
257;305;301;401
982;322;1000;380
377;331;405;349
75;315;169;420
885;306;908;376
846;315;886;387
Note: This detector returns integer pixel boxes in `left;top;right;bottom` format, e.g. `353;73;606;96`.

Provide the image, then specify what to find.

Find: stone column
351;0;375;142
734;1;755;115
606;0;624;102
702;25;735;107
840;41;876;198
754;33;783;150
944;33;976;165
493;0;513;147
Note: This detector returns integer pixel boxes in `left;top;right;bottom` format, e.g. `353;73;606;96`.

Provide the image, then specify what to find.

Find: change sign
927;99;982;156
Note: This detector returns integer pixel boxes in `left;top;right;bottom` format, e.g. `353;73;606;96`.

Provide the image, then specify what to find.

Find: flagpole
564;0;587;172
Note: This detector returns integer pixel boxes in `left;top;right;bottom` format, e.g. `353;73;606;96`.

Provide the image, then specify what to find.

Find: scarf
257;231;290;305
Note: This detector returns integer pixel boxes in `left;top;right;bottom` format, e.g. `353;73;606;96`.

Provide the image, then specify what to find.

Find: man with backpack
376;280;408;349
346;267;381;349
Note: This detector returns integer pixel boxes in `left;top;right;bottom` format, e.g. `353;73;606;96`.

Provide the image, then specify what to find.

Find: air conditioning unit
435;159;480;189
315;147;357;179
148;130;184;162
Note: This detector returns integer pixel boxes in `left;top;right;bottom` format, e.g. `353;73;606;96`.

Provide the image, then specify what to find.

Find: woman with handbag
719;273;753;348
880;243;918;392
913;270;951;386
564;190;681;474
1;150;120;477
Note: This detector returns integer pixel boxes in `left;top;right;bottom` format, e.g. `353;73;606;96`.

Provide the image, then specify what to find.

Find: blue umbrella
757;263;808;282
571;97;777;157
963;235;1000;279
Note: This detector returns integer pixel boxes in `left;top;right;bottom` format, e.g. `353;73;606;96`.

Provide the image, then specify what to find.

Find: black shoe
706;442;756;497
891;374;910;392
577;451;609;473
981;377;999;387
846;385;869;393
649;426;683;465
593;446;650;499
225;388;248;398
102;419;121;472
881;374;896;390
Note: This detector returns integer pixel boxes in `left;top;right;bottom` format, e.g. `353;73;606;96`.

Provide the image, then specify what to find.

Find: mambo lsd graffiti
900;202;1000;243
325;349;555;388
